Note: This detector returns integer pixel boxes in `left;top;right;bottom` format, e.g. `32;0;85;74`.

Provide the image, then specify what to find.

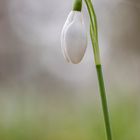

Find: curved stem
85;0;100;65
90;25;101;65
84;0;113;140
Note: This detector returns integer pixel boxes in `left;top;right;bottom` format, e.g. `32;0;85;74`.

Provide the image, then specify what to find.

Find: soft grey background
0;0;139;107
0;0;139;91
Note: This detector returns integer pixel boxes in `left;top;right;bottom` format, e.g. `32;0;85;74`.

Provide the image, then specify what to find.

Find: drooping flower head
61;0;87;64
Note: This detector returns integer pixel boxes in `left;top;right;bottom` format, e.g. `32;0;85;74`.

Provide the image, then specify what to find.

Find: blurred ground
0;0;140;140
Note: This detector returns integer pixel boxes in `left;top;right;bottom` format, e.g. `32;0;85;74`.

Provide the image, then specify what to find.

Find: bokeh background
0;0;140;139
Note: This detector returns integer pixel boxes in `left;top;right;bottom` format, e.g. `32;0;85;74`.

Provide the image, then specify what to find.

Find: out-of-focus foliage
0;89;140;140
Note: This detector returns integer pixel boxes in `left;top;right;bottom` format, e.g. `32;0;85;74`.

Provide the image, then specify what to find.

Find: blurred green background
0;0;140;140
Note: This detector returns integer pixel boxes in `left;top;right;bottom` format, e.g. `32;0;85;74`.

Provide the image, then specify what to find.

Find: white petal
64;13;87;64
61;11;75;62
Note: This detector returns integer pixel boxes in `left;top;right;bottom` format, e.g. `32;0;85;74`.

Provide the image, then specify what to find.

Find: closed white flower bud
61;11;87;64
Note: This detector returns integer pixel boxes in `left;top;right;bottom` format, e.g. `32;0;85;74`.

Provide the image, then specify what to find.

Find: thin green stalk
85;0;100;65
84;0;113;140
96;65;112;140
73;0;82;11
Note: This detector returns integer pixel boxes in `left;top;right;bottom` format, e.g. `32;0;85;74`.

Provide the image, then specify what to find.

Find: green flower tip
73;0;82;11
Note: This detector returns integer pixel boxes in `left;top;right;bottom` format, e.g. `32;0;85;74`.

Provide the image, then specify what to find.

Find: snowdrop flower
61;1;113;140
61;11;87;64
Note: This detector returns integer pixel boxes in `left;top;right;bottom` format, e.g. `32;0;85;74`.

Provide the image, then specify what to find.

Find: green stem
85;0;100;65
84;0;113;140
96;65;112;140
73;0;82;11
